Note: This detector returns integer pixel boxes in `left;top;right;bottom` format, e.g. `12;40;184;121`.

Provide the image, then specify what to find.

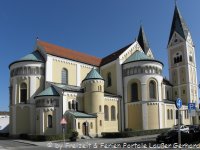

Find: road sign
60;117;67;125
175;98;182;109
60;117;67;145
188;103;196;110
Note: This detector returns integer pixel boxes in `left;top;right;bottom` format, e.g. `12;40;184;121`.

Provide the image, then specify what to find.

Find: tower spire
137;25;150;54
168;4;189;44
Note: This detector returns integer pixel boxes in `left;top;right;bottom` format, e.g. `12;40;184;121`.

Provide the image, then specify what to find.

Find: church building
9;5;199;137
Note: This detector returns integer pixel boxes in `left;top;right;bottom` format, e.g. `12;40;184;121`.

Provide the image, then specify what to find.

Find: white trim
142;104;148;130
10;62;44;70
116;59;122;95
14;79;17;105
46;55;53;82
50;54;96;68
30;76;36;102
104;97;119;101
77;64;81;86
158;103;162;128
164;104;167;128
119;41;143;64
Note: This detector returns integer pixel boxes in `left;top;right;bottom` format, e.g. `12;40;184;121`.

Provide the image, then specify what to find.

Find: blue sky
0;0;200;111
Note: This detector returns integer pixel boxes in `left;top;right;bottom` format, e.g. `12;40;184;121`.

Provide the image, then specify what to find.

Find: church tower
168;5;199;108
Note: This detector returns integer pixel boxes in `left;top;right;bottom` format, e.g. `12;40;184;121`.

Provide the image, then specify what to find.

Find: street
0;140;57;150
0;135;158;150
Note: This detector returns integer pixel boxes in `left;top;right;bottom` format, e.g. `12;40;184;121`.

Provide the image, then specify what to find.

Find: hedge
102;128;170;138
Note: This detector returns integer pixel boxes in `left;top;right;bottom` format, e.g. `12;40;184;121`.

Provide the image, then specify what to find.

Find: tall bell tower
167;5;199;108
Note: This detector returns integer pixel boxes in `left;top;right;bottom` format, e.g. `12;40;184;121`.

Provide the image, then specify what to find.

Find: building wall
76;118;96;137
165;105;175;128
147;104;159;129
127;79;142;102
103;98;118;132
83;80;104;114
16;106;31;134
101;63;117;94
43;110;56;135
36;109;40;135
80;66;92;83
52;59;77;85
127;103;143;130
49;55;96;86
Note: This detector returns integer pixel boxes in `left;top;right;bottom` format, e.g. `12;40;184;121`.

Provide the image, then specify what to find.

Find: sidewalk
13;134;158;148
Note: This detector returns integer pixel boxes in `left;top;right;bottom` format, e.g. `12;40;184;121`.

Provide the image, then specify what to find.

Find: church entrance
82;122;89;136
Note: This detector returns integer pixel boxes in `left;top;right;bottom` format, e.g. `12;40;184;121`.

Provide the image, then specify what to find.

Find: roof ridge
101;42;133;65
37;40;102;66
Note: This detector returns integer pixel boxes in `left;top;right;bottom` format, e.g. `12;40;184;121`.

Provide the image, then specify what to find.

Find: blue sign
175;98;182;109
188;103;196;110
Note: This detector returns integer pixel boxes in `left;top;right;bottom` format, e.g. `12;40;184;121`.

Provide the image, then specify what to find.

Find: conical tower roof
137;26;150;54
168;5;190;44
83;68;103;81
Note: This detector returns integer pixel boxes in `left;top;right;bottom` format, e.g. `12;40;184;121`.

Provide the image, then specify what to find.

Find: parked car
156;130;190;144
172;124;189;133
188;125;200;133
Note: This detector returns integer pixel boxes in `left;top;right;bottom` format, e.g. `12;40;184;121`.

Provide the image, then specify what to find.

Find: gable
168;32;185;48
119;41;143;64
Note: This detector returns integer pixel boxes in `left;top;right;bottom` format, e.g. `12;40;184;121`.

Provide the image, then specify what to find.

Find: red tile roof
37;40;133;66
37;40;102;66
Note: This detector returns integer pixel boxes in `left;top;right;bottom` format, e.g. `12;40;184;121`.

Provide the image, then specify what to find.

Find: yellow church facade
9;5;199;137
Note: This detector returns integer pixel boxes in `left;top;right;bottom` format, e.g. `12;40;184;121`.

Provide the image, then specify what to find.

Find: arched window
107;72;112;87
78;122;80;129
177;57;180;63
166;91;169;99
171;109;173;119
104;105;109;121
68;101;71;110
76;101;78;111
48;115;53;128
179;55;182;62
100;120;102;126
149;80;156;99
99;105;102;112
167;109;170;120
98;85;102;91
72;100;75;110
90;122;93;129
61;68;68;85
20;83;27;103
131;83;138;101
111;106;116;121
